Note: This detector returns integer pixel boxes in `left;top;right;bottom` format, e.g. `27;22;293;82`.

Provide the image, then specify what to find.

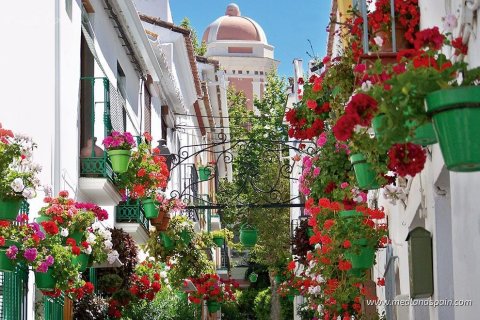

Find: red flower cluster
65;237;81;256
41;221;59;235
387;143;426;177
413;27;445;50
188;274;238;304
75;202;108;221
129;273;161;301
285;108;325;140
333;93;378;141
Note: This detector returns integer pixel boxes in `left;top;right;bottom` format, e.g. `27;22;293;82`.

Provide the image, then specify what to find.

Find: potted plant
188;274;238;314
102;131;136;173
239;224;258;248
197;162;215;182
151;194;186;229
0;126;40;220
116;140;170;219
210;228;233;247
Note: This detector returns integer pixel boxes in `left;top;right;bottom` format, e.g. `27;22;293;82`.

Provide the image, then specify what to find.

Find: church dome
202;4;268;44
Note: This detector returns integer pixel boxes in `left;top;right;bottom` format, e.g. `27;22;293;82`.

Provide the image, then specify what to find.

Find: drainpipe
53;0;61;195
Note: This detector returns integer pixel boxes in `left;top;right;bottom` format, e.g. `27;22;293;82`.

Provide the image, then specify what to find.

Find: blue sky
169;0;331;78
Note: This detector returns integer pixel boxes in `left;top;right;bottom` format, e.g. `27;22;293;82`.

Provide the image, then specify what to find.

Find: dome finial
225;3;240;16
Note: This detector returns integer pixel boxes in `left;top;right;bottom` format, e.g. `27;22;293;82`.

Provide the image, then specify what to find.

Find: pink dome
202;4;268;44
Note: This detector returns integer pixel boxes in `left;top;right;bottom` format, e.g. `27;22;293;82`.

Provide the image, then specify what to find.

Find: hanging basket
206;300;221;313
198;166;212;181
344;239;375;270
160;232;175;250
35;269;57;291
63;230;84;245
107;149;131;174
407;121;438;146
426;86;480;172
0;249;15;272
151;209;167;228
239;225;258;247
142;198;158;219
158;213;171;231
212;236;225;247
0;198;22;221
350;153;380;190
72;253;89;272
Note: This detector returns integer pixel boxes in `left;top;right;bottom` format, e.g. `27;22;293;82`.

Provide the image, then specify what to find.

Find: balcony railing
115;201;150;232
219;245;230;270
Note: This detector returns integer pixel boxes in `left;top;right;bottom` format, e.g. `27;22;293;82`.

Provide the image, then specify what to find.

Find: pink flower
313;167;321;177
24;248;38;262
340;182;349;189
316;132;327;148
6;245;18;259
36;262;49;273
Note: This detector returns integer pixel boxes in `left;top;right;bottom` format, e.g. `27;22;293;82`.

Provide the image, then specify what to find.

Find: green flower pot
248;272;258;283
407;121;438;146
73;253;90;272
212;236;225;247
107;149;131;174
339;210;363;219
239;225;258;247
287;294;295;302
207;300;221;313
274;274;285;284
426;86;480;171
160;232;175;250
176;292;187;300
350;153;380;190
344;239;375;270
142;198;158;219
180;230;192;245
0;249;15;272
35;269;57;291
0;198;22;220
198;166;212;181
63;230;84;245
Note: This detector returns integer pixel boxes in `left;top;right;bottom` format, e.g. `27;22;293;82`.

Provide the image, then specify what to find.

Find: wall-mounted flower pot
344;239;375;270
407;121;437;146
350;153;380;190
0;249;15;272
339;210;363;219
142;198;158;219
307;227;314;237
35;269;57;291
198;166;212;181
240;225;258;247
63;230;84;245
0;198;22;220
248;272;258;283
207;300;221;313
107;149;131;174
157;213;171;231
160;232;175;250
274;274;285;284
287;294;295;302
212;236;225;247
73;253;89;272
426;86;480;171
151;209;166;229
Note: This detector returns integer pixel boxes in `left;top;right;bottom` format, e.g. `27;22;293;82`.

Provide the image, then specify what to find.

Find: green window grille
0;200;30;320
115;201;150;232
79;77;116;182
44;294;64;320
88;268;97;292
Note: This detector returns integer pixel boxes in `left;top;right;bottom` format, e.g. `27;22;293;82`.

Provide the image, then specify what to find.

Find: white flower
22;187;36;199
361;80;373;91
11;178;24;193
104;240;113;250
87;233;97;244
374;35;384;47
443;14;458;32
107;250;119;264
160;271;168;279
60;228;69;237
85;246;92;255
99;229;112;241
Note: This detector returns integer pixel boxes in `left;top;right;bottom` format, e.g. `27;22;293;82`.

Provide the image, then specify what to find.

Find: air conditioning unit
395;294;410;320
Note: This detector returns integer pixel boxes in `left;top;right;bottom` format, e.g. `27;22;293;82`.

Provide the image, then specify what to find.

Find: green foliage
280;296;294;320
253;288;272;320
237;288;259;318
73;294;108;320
120;289;201;320
180;17;207;56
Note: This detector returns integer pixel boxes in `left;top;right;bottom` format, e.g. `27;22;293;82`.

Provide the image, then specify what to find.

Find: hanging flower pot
426;86;480;171
150;209;166;229
339;210;363;219
180;229;192;245
142;198;158;219
407;121;437;146
248;272;258;283
350;153;380;190
63;230;84;245
344;239;375;270
35;269;57;291
206;300;221;314
107;149;132;174
274;274;285;284
0;249;15;272
72;253;89;272
239;225;258;247
160;232;175;250
198;166;212;181
0;198;22;220
212;236;225;247
158;212;171;231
